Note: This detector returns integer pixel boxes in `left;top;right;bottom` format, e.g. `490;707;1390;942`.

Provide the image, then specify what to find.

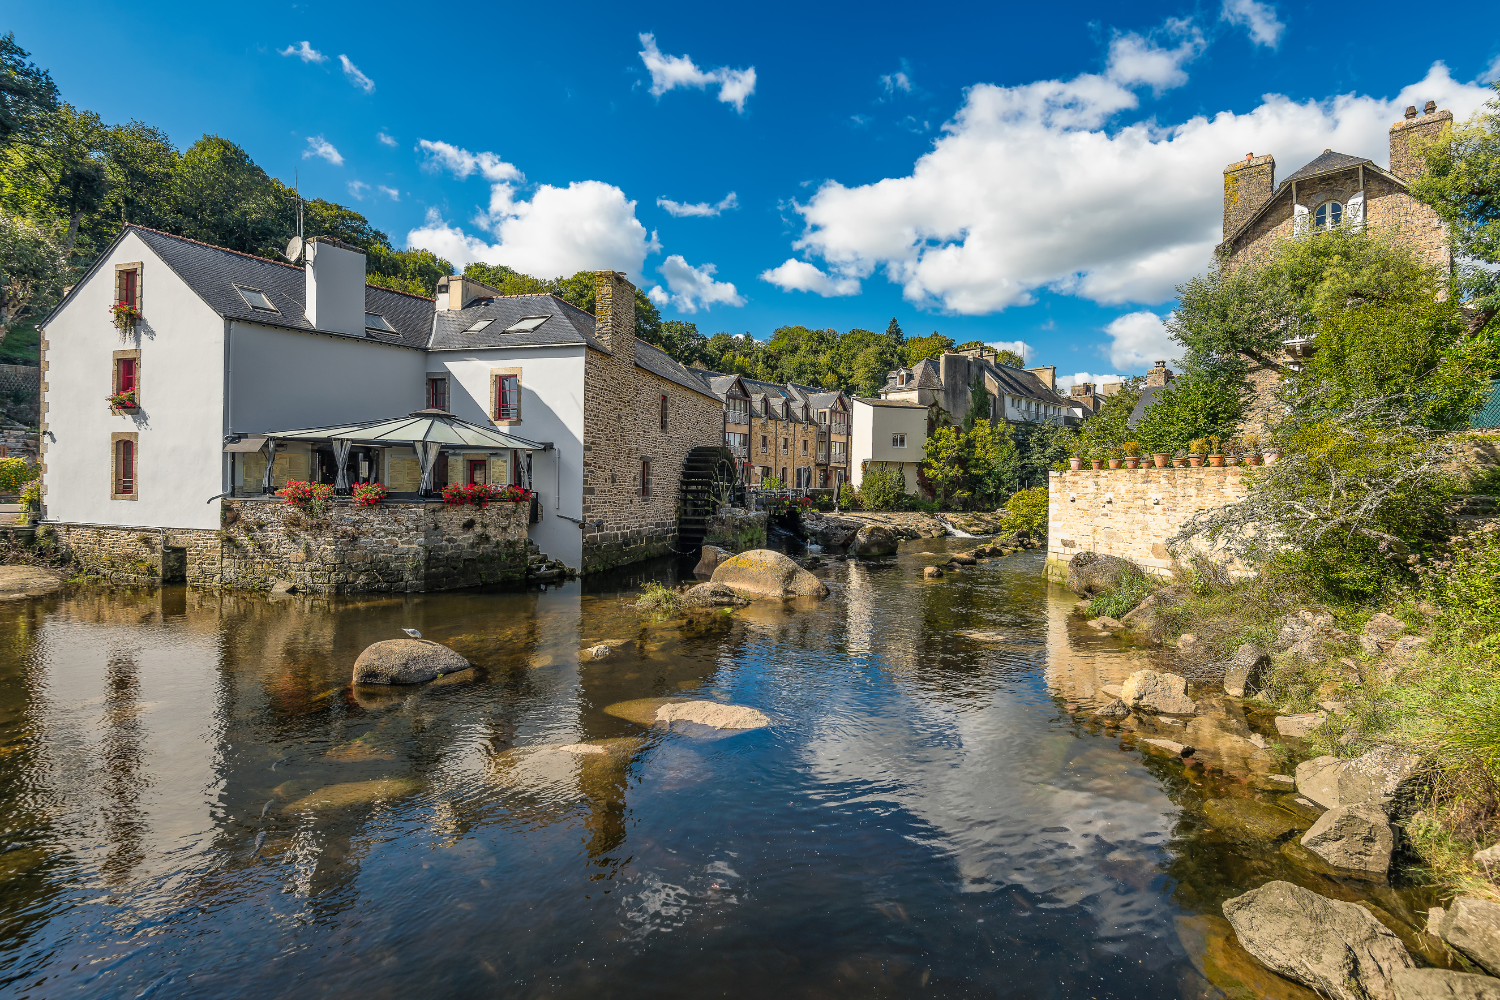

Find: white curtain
1293;203;1310;235
417;442;443;494
332;438;352;492
1346;191;1365;229
261;440;278;493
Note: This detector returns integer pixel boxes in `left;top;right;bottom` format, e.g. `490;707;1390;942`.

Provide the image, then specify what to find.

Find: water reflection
0;543;1440;999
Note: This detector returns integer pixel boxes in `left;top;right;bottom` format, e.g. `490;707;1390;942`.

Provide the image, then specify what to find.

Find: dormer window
1314;202;1343;230
503;315;550;334
235;285;277;312
365;313;396;333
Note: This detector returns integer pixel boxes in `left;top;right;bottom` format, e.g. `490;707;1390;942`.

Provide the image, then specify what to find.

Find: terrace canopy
230;409;547;495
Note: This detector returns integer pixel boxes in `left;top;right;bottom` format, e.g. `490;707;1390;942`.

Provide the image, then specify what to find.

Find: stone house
881;347;1070;432
692;371;852;489
36;224;722;587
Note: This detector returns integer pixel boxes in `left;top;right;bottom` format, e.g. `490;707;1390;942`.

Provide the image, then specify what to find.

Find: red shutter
118;359;136;393
120;269;138;308
117;440;135;494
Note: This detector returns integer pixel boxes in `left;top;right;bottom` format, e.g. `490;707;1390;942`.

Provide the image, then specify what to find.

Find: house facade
693;371;852;489
882;348;1070;431
849;398;928;495
37;225;721;586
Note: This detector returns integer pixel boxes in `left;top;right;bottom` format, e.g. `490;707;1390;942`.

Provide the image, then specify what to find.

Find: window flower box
107;389;138;410
110;302;141;330
441;482;535;508
277;480;335;506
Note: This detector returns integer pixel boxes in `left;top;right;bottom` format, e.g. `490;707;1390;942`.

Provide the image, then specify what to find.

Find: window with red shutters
115;440;135;495
426;377;448;411
118;358;136;393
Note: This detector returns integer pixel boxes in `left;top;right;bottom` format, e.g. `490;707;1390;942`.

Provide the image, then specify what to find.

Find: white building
882;348;1070;428
849;397;928;495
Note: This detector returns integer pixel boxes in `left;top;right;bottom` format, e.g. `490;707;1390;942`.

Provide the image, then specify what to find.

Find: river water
0;538;1444;999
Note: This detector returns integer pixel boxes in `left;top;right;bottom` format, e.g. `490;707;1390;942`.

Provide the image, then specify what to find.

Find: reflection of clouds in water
620;855;744;942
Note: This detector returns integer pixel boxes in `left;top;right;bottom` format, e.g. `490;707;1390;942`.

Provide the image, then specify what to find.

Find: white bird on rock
401;628;422;638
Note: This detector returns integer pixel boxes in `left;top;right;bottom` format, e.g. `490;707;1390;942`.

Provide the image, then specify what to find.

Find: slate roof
988;363;1070;407
1279;150;1371;189
1127;384;1169;429
633;339;720;400
429;294;606;353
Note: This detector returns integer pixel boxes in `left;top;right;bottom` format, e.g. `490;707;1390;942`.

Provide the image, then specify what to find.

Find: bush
0;457;37;494
761;475;786;490
634;581;680;613
1003;486;1048;537
18;477;40;513
859;467;908;511
1423;526;1500;655
1085;560;1157;619
351;482;387;507
441;482;534;508
838;483;858;509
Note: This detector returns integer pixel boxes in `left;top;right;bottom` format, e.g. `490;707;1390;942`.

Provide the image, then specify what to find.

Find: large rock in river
1393;968;1500;1000
1439;897;1500;977
1299;803;1395;875
1121;669;1196;715
853;525;898;557
1066;551;1134;597
1222;880;1413;1000
1222;643;1271;698
711;549;829;598
693;544;732;577
352;639;471;685
1295;748;1426;814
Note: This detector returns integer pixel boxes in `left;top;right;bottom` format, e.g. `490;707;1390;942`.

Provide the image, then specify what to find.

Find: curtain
1293;203;1310;236
417;442;443;495
1346;191;1365;230
262;440;279;493
332;438;352;493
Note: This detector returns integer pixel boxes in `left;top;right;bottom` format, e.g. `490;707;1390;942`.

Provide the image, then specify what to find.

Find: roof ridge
129;224;304;271
367;283;435;302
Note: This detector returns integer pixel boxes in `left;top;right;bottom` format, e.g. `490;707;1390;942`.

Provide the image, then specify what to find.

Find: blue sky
7;0;1499;385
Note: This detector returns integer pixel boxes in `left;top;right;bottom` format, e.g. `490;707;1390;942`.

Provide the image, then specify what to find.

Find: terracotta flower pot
1188;455;1204;467
1107;459;1122;470
1208;454;1226;467
1153;453;1170;468
1264;450;1281;465
1124;456;1139;469
1090;460;1103;470
1250;454;1263;466
1172;458;1187;468
1069;458;1081;471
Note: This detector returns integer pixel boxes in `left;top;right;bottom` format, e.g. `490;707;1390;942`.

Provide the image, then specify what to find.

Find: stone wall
580;271;724;574
52;498;532;593
1045;467;1251;582
703;508;768;551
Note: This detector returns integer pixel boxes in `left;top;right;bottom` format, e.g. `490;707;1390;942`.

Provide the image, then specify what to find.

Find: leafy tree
858;466;908;511
883;316;904;344
170;136;283;256
0;104;109;253
1076;380;1141;458
852;341;896;395
965;419;1019;506
655;320;708;365
102;120;179;230
368;246;452;297
1135;363;1249;454
1012;420;1075;487
300;196;389;252
901;331;953;366
921;424;967;505
993;349;1026;368
0;33;56;148
0;212;65;347
1003;486;1049;537
1412;81;1500;336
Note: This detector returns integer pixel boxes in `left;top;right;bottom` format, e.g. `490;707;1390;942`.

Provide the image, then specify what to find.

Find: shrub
1423;526;1500;655
634;581;680;613
859;467;908;511
18;477;40;514
1003;486;1048;537
761;475;786;490
441;482;534;508
838;483;859;509
1085;560;1157;619
351;482;387;507
277;480;334;506
0;457;38;494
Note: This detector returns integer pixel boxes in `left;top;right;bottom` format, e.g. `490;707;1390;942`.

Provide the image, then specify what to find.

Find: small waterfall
937;518;979;538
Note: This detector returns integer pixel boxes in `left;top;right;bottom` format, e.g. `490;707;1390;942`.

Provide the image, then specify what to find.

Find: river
0;537;1443;998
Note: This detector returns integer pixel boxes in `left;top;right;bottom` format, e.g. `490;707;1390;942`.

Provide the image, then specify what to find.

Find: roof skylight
365;313;396;333
463;318;494;333
235;285;277;312
503;315;550;334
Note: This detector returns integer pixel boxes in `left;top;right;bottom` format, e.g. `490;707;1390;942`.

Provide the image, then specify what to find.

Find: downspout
223;319;233;497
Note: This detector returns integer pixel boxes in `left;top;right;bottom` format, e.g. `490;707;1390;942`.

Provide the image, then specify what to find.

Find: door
468;460;488;485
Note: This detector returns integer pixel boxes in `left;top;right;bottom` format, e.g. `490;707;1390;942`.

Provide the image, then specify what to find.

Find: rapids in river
0;538;1444;998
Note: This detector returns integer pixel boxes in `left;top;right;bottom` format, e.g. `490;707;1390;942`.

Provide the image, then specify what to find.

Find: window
491;369;522;421
640;459;652;498
727;395;749;423
892;433;907;448
780;466;787;483
726;432;749;458
819;410;828;424
112;350;140;406
802;439;808;456
463;318;494;333
118;358;136;392
235;285;276;312
659;393;668;431
832;441;847;463
426;376;449;411
503;315;550;334
781;437;789;454
468;460;488;485
365;313;397;333
112;433;138;499
1314;201;1343;230
115;263;141;311
760;435;768;452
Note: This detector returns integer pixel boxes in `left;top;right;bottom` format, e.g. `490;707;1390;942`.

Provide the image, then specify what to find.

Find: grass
634;581;681;614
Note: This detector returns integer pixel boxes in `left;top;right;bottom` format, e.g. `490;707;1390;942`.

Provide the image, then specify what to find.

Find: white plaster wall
41;231;227;530
228;322;425;432
850;400;927;493
430;345;586;569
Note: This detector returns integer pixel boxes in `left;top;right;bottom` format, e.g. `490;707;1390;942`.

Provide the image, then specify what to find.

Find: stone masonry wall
1045;468;1251;582
580;272;723;574
53;499;531;593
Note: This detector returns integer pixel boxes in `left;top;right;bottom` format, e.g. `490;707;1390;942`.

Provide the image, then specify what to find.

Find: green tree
0;211;65;347
368;246;452;297
883;316;904;344
901;331;953;366
852;341;896;395
169;136;283;256
1076;380;1141;458
0;32;57;148
965;419;1019;506
655;319;707;365
102;120;179;230
993;349;1026;368
0;104;109;253
921;424;967;506
1134;364;1249;454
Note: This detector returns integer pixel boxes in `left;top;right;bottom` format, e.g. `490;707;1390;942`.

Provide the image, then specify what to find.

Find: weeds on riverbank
1084;561;1157;620
634;582;681;614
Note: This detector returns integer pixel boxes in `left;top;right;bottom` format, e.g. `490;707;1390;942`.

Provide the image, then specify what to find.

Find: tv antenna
283;169;305;262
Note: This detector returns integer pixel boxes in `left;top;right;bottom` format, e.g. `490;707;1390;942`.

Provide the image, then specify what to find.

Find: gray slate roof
1128;384;1169;429
429;294;606;353
1279;150;1371;189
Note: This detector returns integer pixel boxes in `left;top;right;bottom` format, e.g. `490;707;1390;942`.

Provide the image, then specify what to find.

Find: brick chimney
1070;382;1095;397
1146;361;1174;387
1223;154;1275;238
304;237;366;336
593;271;636;353
1389;101;1453;182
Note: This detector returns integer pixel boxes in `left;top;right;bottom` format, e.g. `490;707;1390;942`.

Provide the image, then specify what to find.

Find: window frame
1314;201;1344;230
112;349;141;407
114;262;142;313
490;367;523;422
111;432;138;500
892;433;907;449
659;393;668;432
640;459;652;499
426;375;449;412
234;284;278;313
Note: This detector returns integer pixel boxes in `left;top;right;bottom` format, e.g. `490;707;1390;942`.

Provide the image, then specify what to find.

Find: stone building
1127;362;1176;429
881;347;1070;432
691;371;852;489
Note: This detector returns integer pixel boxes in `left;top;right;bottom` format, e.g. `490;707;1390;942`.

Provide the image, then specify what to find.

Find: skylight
463;318;494;333
503;315;550;334
365;313;396;333
235;285;276;312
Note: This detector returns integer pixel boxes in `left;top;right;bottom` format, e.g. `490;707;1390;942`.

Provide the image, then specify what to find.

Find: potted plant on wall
1188;438;1207;467
1172;449;1188;468
1152;447;1171;468
1069;446;1082;472
1107;447;1123;470
351;482;387;507
1263;436;1282;465
1242;433;1263;466
1122;441;1141;469
106;388;138;411
110;301;140;332
1206;435;1226;467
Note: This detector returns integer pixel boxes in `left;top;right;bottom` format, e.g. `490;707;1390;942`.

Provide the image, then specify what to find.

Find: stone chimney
435;274;504;311
1389;101;1453;182
1026;365;1056;391
1146;361;1174;387
1223;154;1276;238
1070;382;1095;397
593;271;636;353
304;237;366;336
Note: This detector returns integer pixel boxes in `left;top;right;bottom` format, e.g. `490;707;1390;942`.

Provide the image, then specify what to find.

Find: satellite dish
284;235;303;262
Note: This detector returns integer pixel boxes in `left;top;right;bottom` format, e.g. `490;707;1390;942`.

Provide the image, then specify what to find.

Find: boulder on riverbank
1275;713;1327;739
655;700;770;730
694;545;732;577
1121;669;1195;715
1066;551;1133;598
1222;880;1413;1000
1393;969;1500;1000
1295;748;1426;814
711;549;829;598
1439;897;1500;977
853;525;898;557
1299;803;1395;875
1221;643;1270;697
352;639;471;685
1277;609;1353;662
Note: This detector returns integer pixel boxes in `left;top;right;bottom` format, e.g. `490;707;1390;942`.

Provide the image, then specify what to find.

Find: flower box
110;302;141;330
351;482;387;507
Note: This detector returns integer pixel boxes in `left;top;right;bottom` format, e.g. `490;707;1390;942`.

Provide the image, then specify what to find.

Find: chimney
1405;105;1418;120
304;237;366;336
1071;382;1095;397
1389;101;1454;181
593;270;636;353
435;274;504;311
1026;365;1056;391
1146;361;1174;387
1222;154;1275;239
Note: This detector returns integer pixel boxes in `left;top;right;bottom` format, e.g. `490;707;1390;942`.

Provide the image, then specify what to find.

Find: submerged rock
1093;699;1130;719
1222;880;1413;1000
853;525;898;557
1300;803;1395;875
1392;968;1500;1000
0;565;65;600
1222;643;1271;697
1121;669;1195;715
1202;798;1302;841
654;700;770;730
1087;616;1125;631
352;639;471;685
283;777;423;814
583;644;613;660
1439;897;1500;977
1278;792;1326;824
1066;551;1134;598
711;549;829;598
681;582;750;608
923;565;944;579
1144;737;1195;757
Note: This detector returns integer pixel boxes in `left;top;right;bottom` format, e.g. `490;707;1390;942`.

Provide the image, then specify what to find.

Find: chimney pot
1405;105;1418;120
1424;100;1437;115
1245;152;1253;161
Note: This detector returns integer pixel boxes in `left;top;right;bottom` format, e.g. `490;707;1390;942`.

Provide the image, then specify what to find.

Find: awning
223;434;267;453
244;410;546;451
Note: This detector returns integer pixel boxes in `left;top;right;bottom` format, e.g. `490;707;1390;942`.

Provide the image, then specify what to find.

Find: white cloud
339;54;374;93
1056;371;1128;392
1105;20;1205;95
377;185;400;201
637;33;756;113
1482;54;1500;84
1221;0;1285;48
377;131;397;147
657;191;738;218
347;180;368;199
407;141;660;280
280;41;327;64
985;340;1033;361
783;61;1493;316
303;135;343;166
759;259;861;297
881;61;914;98
1103;311;1178;370
650;256;746;313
